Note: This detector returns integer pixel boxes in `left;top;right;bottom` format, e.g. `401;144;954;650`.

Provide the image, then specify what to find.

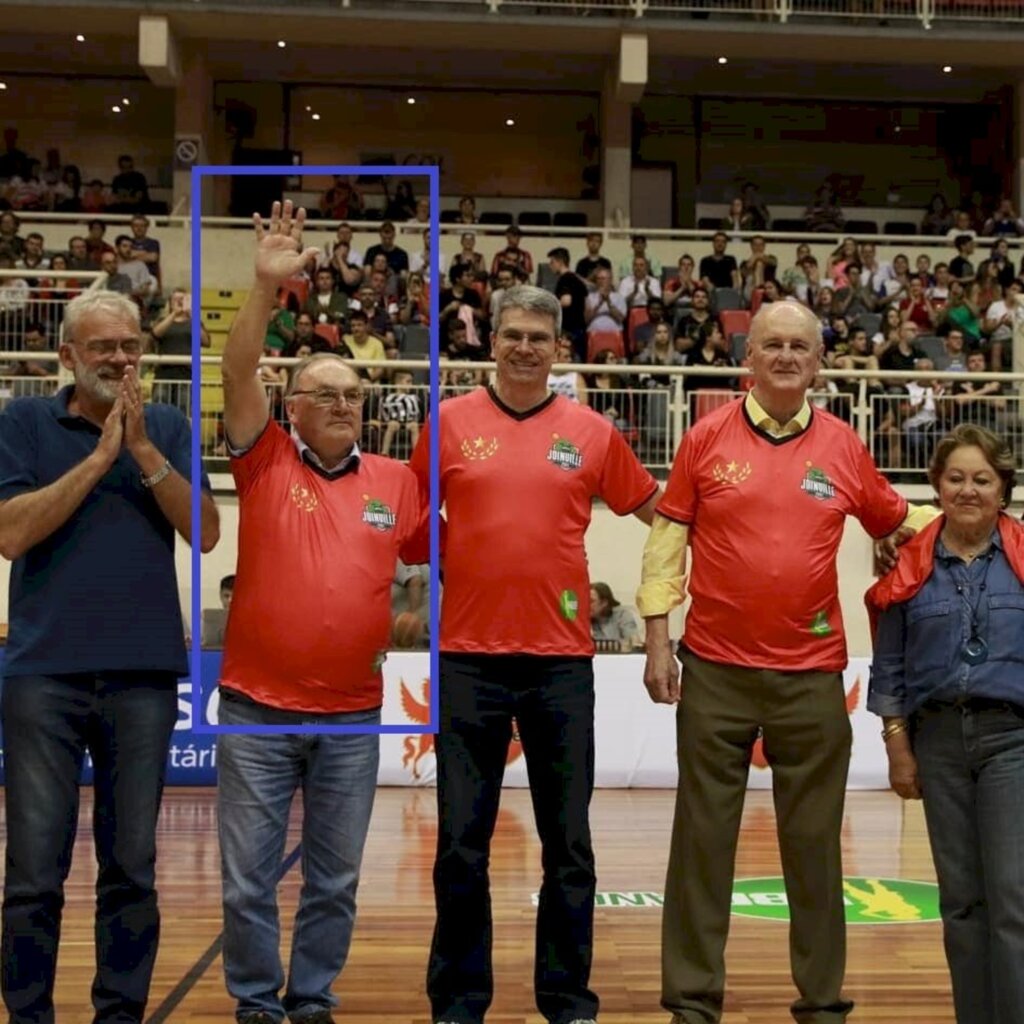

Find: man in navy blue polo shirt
0;290;219;1024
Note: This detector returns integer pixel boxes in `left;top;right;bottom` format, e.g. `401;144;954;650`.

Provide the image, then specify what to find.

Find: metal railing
348;0;1024;23
8;357;1024;481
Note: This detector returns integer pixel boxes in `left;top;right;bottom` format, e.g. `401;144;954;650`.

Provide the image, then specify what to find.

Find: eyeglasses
83;339;143;356
289;387;365;407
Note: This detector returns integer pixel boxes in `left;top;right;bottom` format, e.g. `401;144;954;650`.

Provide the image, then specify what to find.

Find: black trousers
427;654;598;1024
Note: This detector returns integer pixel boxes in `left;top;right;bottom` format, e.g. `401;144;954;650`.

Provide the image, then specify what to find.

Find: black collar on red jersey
741;398;814;447
486;383;557;421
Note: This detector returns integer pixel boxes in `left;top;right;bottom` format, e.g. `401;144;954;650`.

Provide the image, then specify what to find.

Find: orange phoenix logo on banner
750;677;861;770
400;678;524;780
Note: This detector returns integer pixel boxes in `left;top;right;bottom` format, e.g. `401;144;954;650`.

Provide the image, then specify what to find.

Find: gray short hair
63;290;141;343
493;284;562;336
285;351;359;397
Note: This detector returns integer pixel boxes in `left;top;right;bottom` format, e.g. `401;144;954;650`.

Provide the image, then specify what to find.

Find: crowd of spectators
0;131;153;215
4;169;1024;469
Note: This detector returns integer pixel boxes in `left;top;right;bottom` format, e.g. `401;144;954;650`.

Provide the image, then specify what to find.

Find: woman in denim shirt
866;423;1024;1024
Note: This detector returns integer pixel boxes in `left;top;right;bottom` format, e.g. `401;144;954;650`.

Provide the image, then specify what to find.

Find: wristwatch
141;460;172;489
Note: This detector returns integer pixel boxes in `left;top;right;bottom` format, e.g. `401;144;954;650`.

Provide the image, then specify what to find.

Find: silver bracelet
141;460;172;489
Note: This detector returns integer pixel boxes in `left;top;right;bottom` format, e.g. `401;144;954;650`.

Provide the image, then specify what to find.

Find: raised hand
253;200;321;287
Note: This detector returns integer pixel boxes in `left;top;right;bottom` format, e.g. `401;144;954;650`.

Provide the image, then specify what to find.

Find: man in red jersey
640;300;934;1024
410;285;660;1024
216;201;422;1024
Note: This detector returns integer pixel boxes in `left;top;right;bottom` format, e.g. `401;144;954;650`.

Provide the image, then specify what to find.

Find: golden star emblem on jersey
712;459;752;485
460;435;500;460
290;482;319;512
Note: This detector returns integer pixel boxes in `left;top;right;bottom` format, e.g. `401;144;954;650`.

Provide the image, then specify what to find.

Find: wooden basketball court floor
0;788;954;1023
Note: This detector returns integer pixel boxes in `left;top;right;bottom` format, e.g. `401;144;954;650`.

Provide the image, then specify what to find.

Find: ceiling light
75;33;86;42
277;40;286;48
305;105;312;112
407;97;416;105
111;105;122;113
121;97;130;105
505;118;515;127
312;113;321;121
717;56;728;65
942;64;953;73
0;83;7;91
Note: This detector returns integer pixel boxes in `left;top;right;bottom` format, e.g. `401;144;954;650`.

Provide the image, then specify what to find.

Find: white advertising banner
378;654;888;790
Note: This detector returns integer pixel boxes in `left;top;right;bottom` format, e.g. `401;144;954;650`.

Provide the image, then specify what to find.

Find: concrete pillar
601;33;647;228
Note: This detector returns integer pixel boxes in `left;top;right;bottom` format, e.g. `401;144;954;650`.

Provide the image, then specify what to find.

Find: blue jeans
1;672;179;1024
913;699;1024;1024
428;655;598;1024
217;691;380;1023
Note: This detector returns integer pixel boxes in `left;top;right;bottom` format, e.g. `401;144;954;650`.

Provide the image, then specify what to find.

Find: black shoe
240;1014;280;1024
295;1013;334;1024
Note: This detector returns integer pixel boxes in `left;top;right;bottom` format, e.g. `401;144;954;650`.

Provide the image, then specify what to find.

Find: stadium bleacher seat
697;217;721;230
720;309;752;340
845;219;879;235
771;219;807;232
362;207;384;221
314;323;340;348
553;211;588;228
587;330;624;362
917;335;945;365
627;308;650;354
440;210;460;223
713;288;744;312
201;289;247;310
854;312;882;337
519;211;552;227
730;332;749;362
404;324;431;357
280;277;309;308
480;211;514;226
202;309;236;333
884;221;918;235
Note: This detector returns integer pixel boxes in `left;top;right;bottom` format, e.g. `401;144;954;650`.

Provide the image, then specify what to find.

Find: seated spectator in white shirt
585;267;627;334
927;262;952;308
590;582;641;652
945;210;976;242
618;256;662;309
320;222;363;271
409;227;442;286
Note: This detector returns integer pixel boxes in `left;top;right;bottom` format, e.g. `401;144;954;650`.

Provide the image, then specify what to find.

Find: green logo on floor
731;877;941;924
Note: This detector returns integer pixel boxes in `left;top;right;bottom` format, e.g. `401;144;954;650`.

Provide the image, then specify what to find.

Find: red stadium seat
279;276;309;309
626;307;650;356
720;309;752;340
314;324;340;348
750;289;765;315
587;330;624;362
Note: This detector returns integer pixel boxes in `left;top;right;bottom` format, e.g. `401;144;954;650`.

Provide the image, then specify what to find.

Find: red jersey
410;387;657;655
221;421;420;712
659;399;906;671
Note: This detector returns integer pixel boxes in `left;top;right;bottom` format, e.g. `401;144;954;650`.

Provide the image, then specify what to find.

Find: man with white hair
639;300;933;1024
216;201;423;1024
0;289;219;1024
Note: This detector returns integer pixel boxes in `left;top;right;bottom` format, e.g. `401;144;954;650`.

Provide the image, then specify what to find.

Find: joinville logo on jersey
547;434;583;471
362;495;396;532
800;462;836;501
731;877;940;925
